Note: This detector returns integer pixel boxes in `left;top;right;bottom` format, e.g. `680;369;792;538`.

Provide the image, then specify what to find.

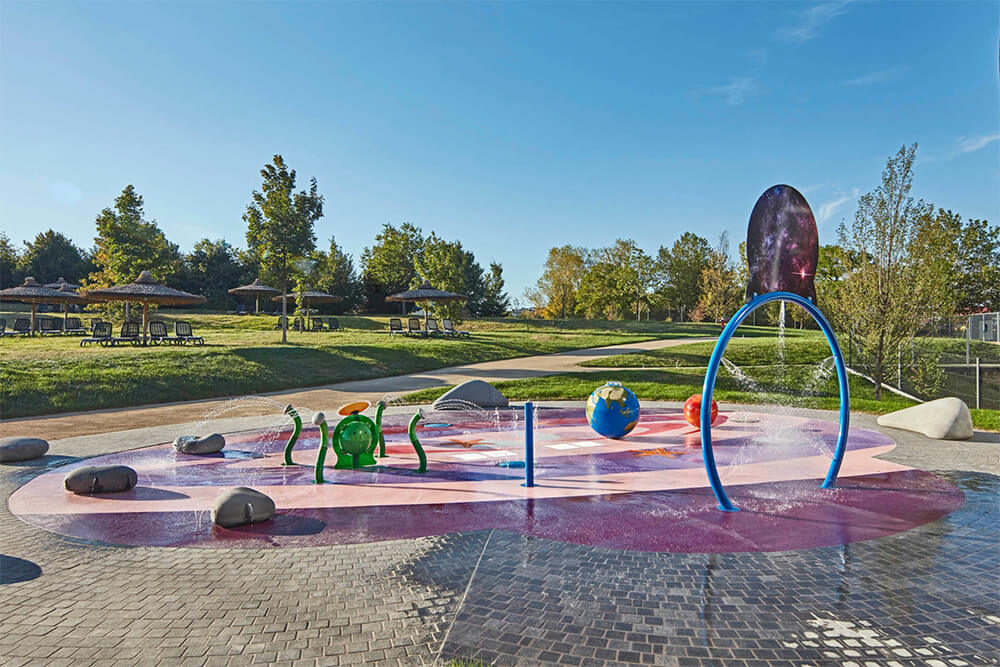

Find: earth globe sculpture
586;381;640;439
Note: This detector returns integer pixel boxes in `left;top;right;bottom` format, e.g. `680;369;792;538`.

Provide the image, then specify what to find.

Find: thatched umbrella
82;271;206;344
0;277;88;333
54;282;90;326
44;277;80;290
272;288;342;329
228;278;280;314
386;280;467;328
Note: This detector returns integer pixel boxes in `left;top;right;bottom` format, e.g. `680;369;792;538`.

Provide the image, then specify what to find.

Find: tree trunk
281;288;288;344
874;337;884;400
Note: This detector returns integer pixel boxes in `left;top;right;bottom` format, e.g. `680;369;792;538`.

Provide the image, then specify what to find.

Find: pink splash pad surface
8;409;964;552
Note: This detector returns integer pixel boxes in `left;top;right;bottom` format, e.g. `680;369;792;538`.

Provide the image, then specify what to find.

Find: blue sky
2;1;998;301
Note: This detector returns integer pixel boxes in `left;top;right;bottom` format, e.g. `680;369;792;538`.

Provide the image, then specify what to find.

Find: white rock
877;397;974;440
433;380;508;410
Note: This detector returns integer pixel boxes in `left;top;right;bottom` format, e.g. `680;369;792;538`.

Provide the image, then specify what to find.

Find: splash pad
9;407;962;552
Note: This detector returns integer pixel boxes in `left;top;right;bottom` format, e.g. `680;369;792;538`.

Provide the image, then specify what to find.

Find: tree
577;239;654;320
313;237;364;313
178;239;249;310
695;231;741;323
935;210;999;312
655;232;711;321
0;233;22;289
361;223;424;313
829;144;953;399
19;230;90;284
244;155;323;342
462;251;487;316
479;262;511;316
534;245;587;318
90;185;181;318
413;232;471;322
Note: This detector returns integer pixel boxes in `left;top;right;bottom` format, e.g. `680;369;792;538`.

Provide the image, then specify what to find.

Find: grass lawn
405;335;1000;431
404;367;918;414
0;310;727;419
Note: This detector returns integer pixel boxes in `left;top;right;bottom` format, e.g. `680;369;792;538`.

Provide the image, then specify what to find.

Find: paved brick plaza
1;405;998;666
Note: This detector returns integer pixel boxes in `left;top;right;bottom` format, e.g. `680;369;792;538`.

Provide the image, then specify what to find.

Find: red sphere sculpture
684;394;718;428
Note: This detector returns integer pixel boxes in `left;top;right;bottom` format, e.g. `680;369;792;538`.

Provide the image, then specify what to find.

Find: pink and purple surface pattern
9;408;963;552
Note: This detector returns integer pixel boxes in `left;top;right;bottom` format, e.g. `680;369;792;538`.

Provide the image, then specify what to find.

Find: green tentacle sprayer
282;404;302;466
408;409;427;473
375;400;387;458
312;412;331;484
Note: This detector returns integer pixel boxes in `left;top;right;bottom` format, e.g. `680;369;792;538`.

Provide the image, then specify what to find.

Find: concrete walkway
0;337;711;441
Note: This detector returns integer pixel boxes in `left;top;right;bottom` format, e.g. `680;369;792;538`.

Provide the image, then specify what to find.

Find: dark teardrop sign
744;184;819;303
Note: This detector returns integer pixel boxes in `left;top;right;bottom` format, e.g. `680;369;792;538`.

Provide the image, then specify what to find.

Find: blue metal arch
700;291;850;512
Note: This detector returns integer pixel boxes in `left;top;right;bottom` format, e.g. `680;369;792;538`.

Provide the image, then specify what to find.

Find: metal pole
966;316;971;366
522;401;534;487
976;357;981;410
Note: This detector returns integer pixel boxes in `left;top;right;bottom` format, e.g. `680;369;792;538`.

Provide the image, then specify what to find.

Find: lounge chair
235;304;248;316
149;320;180;345
274;316;288;330
389;318;404;336
110;321;141;346
64;318;86;335
90;318;105;334
293;317;304;332
407;318;425;336
8;318;31;337
426;319;441;336
81;322;113;347
326;317;340;331
442;319;470;337
0;319;4;337
175;321;204;345
310;318;326;332
39;318;60;336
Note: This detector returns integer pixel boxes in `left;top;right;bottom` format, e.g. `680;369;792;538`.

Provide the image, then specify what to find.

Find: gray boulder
0;437;49;463
433;380;508;410
173;433;225;455
212;487;275;528
877;397;974;440
65;465;138;494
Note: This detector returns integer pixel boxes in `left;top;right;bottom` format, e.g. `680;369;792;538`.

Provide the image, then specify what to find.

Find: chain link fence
844;314;999;410
908;313;998;410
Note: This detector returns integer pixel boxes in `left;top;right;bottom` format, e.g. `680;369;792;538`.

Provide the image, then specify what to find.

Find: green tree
19;230;90;284
0;233;23;289
361;223;424;313
829;144;954;399
577;239;654;320
936;210;999;312
695;231;741;323
655;232;711;321
90;185;181;318
313;237;364;313
535;245;587;319
244;155;323;342
413;232;471;322
178;239;249;310
462;252;487;316
479;262;510;316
